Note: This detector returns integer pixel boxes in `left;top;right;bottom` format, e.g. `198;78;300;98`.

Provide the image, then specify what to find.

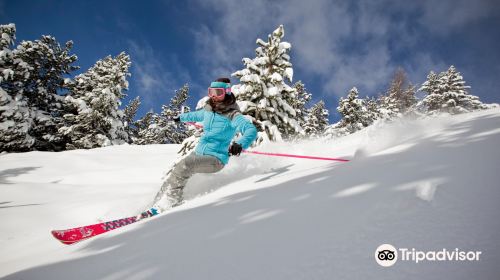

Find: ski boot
137;195;179;220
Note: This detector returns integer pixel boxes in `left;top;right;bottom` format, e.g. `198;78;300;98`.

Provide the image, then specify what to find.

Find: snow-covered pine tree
290;81;312;130
123;96;141;143
334;87;373;136
0;24;78;152
0;86;32;152
232;25;302;143
59;52;130;149
420;66;488;114
134;111;162;145
417;71;441;112
133;85;192;145
379;94;399;119
364;96;381;121
14;35;78;151
303;100;329;138
0;23;33;152
158;84;191;144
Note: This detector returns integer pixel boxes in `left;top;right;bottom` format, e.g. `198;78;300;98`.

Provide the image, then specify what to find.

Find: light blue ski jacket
179;104;257;165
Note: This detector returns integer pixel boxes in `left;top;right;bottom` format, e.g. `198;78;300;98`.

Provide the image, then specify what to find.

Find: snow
279;42;291;50
270;72;283;82
1;109;500;279
267;86;279;97
284;67;293;81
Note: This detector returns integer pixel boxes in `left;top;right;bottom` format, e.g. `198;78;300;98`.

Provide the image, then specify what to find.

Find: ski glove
173;116;181;122
229;142;243;156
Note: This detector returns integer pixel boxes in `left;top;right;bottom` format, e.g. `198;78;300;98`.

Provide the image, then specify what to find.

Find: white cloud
191;0;493;101
191;0;274;84
278;0;351;75
327;44;392;97
418;0;500;34
191;0;353;95
128;40;169;92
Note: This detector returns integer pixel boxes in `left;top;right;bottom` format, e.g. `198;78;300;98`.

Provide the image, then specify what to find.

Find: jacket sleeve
232;115;258;150
179;110;205;123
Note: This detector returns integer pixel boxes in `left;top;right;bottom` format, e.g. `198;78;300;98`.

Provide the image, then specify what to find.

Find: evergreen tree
123;96;141;143
290;81;312;130
0;24;78;151
364;96;381;121
304;100;329;137
418;71;442;112
134;112;163;145
419;71;440;96
14;36;78;151
59;53;130;149
132;85;192;145
334;87;373;135
232;25;302;143
158;84;191;144
0;24;33;152
420;66;488;114
133;85;192;145
133;111;158;145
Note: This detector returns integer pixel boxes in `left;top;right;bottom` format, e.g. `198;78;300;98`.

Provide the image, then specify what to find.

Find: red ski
51;216;139;245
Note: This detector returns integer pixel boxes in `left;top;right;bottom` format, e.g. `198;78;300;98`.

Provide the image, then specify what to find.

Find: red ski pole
242;150;349;162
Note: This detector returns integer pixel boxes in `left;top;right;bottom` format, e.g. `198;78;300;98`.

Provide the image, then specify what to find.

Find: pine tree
134;112;163;145
364;96;381;121
334;87;373;135
132;85;192;145
418;71;442;112
0;24;78;152
133;111;157;145
15;36;78;151
59;52;130;149
419;71;440;96
232;25;302;143
0;24;33;152
420;66;488;114
133;85;192;145
304;100;329;137
123;96;141;143
290;81;312;130
158;84;191;144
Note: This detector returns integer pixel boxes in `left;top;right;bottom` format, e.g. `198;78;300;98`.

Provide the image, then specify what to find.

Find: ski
51;213;154;245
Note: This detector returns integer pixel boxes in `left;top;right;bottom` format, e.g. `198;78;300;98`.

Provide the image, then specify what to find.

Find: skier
141;77;258;218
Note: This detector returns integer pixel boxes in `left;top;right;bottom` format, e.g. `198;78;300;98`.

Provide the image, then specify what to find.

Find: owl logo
377;249;396;261
375;244;398;267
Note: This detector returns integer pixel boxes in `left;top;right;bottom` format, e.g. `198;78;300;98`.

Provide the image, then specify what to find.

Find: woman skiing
142;78;257;217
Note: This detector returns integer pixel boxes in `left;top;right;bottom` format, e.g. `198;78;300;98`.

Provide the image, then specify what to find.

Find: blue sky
2;0;500;122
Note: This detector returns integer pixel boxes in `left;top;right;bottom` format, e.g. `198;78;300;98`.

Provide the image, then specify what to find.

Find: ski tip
51;230;79;245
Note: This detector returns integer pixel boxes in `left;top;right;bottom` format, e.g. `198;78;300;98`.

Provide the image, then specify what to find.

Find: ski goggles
208;82;231;100
208;87;231;98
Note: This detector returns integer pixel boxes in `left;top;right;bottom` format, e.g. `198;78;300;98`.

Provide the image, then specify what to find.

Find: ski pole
185;122;349;162
242;150;349;162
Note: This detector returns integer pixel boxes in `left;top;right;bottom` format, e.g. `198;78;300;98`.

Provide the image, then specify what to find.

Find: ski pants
161;153;225;205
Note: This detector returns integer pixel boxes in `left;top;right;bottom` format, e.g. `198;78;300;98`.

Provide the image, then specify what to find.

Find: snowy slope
1;109;500;279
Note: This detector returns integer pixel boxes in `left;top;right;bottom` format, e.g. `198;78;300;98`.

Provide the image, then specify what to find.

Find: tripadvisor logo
375;244;482;267
375;244;398;267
